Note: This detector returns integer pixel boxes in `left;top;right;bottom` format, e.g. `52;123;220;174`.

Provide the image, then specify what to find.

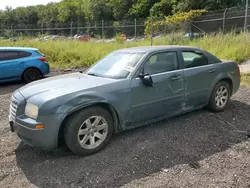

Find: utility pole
244;0;249;32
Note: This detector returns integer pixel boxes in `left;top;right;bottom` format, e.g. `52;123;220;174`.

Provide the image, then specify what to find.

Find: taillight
237;65;240;75
38;57;47;62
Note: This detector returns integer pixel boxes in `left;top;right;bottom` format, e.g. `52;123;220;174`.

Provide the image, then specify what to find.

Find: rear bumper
232;73;241;96
40;63;50;76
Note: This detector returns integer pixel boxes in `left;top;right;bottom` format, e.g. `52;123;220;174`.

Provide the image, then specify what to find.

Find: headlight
25;103;39;119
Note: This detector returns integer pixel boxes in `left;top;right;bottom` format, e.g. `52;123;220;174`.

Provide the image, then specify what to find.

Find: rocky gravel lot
0;71;250;188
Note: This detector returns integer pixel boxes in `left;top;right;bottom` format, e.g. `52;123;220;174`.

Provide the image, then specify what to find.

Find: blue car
0;47;50;83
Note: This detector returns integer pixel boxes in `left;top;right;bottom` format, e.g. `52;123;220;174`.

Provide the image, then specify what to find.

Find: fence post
150;20;153;46
70;21;73;37
134;18;137;39
11;23;13;38
244;0;249;32
164;23;167;36
223;8;228;33
171;30;174;44
41;22;44;35
102;20;104;39
188;21;192;34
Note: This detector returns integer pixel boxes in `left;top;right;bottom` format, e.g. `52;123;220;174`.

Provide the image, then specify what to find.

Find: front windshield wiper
87;73;101;77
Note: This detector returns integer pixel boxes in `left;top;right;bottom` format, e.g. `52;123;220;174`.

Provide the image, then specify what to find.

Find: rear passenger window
182;51;208;68
18;51;31;58
0;51;31;61
0;51;19;61
0;52;5;61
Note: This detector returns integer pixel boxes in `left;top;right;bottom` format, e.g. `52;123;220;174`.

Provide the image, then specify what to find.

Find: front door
0;51;23;80
130;51;185;123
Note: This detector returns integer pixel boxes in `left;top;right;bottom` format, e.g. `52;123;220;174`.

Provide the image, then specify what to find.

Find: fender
208;72;233;101
53;90;126;132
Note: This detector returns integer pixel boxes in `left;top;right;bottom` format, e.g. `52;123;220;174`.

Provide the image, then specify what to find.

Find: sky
0;0;61;10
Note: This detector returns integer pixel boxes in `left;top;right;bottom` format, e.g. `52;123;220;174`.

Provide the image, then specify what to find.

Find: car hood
18;72;117;100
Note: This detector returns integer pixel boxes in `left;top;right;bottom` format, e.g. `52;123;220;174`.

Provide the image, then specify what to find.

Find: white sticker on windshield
124;66;134;72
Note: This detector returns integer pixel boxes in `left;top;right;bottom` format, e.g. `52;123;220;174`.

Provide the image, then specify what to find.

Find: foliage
128;0;155;18
149;0;173;18
0;0;245;30
144;9;207;36
115;32;124;43
107;0;132;20
0;32;249;69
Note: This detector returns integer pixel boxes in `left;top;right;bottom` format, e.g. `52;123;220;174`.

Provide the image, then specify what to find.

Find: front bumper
9;90;64;151
9;114;64;151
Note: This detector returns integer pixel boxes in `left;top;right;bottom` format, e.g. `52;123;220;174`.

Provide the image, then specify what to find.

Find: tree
150;0;173;17
107;0;134;20
36;3;59;27
204;0;245;10
83;0;112;21
128;0;160;18
58;0;78;23
0;0;246;33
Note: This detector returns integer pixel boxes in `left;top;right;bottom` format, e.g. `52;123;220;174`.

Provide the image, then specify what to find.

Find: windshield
86;51;145;79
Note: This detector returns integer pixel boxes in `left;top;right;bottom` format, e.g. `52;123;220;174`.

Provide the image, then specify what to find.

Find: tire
208;81;231;112
23;68;42;83
64;106;114;156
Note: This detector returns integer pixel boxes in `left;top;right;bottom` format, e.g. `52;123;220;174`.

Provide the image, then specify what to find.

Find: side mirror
139;73;153;87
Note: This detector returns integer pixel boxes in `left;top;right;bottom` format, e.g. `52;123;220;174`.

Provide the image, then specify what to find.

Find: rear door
130;51;185;123
181;50;218;108
0;50;31;80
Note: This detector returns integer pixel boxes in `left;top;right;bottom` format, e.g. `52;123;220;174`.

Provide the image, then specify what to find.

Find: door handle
171;75;182;81
209;69;215;73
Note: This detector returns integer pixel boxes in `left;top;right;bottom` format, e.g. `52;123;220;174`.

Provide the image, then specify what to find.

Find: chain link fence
0;7;249;41
192;7;250;33
0;19;146;40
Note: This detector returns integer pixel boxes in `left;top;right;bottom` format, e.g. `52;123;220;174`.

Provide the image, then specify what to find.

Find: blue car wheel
23;68;43;83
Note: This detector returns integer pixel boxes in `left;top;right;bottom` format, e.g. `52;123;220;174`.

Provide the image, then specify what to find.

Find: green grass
1;32;250;69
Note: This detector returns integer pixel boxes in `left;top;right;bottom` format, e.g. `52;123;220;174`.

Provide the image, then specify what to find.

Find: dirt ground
1;70;250;188
240;60;250;73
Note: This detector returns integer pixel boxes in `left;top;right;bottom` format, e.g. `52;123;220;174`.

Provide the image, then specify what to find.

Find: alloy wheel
77;116;108;149
215;86;229;108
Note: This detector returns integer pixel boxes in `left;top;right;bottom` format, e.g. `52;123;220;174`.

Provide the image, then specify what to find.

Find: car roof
117;45;201;53
0;47;38;51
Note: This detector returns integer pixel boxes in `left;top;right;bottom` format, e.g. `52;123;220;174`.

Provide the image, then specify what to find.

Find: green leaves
0;0;246;30
150;0;173;18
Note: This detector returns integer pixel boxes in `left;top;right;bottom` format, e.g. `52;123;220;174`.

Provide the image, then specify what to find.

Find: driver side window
144;52;178;75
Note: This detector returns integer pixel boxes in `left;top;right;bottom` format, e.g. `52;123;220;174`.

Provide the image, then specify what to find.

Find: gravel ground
240;60;250;73
0;70;250;188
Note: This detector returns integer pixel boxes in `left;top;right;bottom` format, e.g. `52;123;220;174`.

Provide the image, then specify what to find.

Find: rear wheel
64;107;114;156
23;68;42;83
208;81;230;112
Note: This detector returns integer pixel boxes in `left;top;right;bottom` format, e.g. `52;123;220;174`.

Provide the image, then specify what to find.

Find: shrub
0;32;250;69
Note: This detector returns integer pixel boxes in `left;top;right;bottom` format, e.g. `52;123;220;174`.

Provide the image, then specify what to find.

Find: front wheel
64;107;114;156
208;81;230;112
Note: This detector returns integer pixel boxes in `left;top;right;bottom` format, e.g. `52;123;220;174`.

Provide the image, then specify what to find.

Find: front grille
9;97;18;121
